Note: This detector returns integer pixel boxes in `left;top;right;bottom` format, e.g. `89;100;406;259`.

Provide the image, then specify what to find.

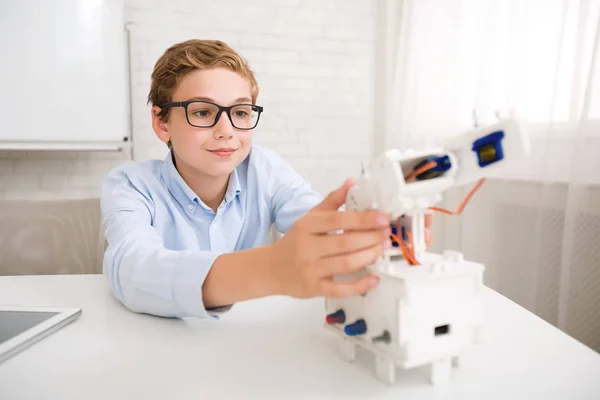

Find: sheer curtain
378;0;600;351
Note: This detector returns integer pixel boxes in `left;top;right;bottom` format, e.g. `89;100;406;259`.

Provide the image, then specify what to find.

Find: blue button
344;319;367;336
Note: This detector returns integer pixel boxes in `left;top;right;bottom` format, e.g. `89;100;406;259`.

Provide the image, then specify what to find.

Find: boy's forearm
201;245;281;309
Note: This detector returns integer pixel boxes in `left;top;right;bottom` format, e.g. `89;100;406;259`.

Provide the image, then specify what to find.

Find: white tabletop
0;275;598;400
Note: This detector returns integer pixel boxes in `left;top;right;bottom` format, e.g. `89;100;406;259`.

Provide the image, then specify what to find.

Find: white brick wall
0;151;131;200
0;0;377;199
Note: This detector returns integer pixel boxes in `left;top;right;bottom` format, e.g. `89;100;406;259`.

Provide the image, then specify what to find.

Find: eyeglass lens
187;101;259;129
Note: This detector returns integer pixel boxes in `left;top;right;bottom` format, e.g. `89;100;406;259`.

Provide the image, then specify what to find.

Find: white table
0;275;599;400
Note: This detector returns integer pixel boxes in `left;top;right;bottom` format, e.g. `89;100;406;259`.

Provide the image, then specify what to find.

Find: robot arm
345;116;531;261
444;115;530;186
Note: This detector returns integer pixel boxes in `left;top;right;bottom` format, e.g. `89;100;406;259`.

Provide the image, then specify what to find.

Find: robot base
324;250;484;386
329;331;459;385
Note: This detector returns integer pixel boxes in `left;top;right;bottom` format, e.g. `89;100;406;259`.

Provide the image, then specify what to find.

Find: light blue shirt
101;144;323;319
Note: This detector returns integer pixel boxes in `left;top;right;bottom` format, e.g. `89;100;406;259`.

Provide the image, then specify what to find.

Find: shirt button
212;223;219;230
187;204;194;210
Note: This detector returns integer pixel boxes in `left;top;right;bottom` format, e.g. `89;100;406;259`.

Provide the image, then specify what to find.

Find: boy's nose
213;112;235;139
214;130;234;139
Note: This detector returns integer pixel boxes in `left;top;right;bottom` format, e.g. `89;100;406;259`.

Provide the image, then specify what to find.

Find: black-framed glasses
159;100;264;130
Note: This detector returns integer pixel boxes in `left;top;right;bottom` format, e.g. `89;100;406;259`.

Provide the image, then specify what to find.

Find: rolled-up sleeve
101;169;222;319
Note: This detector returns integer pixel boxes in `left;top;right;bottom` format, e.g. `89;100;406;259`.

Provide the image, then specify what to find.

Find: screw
372;330;391;344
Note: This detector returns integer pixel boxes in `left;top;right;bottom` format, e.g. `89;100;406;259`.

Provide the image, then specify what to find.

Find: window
383;0;600;183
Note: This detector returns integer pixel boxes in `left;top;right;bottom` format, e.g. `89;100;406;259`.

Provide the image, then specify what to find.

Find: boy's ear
151;106;171;145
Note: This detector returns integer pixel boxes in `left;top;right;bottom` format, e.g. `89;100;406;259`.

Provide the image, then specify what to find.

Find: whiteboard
0;0;129;150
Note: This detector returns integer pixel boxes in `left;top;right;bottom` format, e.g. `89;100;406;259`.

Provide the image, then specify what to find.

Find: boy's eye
232;106;253;119
191;109;212;118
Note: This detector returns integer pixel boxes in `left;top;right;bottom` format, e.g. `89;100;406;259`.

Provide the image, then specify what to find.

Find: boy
101;39;414;319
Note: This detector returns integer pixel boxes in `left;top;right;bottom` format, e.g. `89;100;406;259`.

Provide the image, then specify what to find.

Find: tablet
0;305;82;364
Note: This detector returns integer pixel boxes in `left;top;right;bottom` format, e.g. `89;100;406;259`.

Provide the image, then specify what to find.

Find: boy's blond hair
148;39;259;123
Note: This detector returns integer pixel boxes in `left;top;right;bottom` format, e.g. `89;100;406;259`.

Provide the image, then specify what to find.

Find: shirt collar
161;151;242;212
224;165;242;205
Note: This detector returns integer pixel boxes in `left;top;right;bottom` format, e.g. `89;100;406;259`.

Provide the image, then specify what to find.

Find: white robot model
324;116;531;385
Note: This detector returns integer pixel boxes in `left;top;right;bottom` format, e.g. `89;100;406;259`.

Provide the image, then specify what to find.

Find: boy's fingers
314;229;390;259
302;210;390;234
312;178;356;212
425;227;432;248
425;213;433;228
320;274;380;298
317;241;385;276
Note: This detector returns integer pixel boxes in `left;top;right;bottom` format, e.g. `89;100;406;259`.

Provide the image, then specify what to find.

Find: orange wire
389;233;408;260
429;178;486;216
403;239;419;265
392;234;413;265
390;232;419;265
404;161;437;182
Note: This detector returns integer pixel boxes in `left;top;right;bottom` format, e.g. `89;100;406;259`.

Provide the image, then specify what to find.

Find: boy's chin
197;165;237;178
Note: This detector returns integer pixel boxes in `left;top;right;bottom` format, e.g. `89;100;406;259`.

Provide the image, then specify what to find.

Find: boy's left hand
425;213;432;248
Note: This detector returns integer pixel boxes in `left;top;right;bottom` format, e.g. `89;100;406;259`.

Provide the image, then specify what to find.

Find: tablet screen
0;311;59;345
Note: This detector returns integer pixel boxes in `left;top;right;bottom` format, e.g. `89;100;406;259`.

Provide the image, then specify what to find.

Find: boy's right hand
268;178;391;299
